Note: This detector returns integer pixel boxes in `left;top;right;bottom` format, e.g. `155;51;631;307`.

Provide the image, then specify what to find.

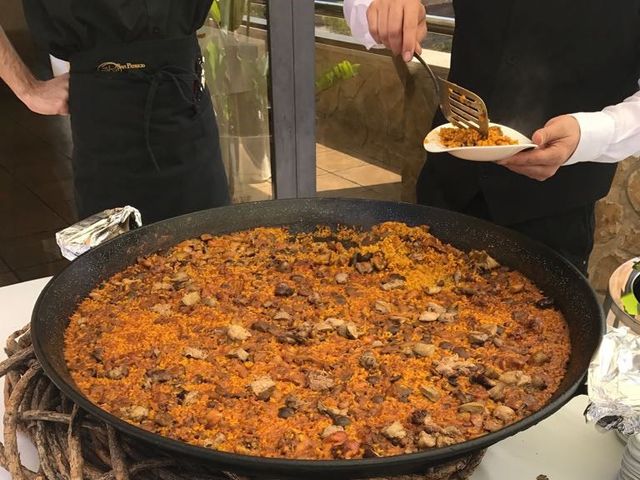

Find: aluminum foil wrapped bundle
586;327;640;435
55;206;142;261
585;327;640;479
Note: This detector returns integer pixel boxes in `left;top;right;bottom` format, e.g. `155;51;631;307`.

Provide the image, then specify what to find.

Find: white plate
423;122;537;162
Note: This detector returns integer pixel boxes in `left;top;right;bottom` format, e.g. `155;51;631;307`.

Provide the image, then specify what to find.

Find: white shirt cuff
565;111;616;166
343;0;384;50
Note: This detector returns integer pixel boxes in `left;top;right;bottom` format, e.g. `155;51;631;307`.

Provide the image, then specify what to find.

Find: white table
0;278;626;480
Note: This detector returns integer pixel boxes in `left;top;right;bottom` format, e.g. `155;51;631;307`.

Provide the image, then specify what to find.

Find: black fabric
459;193;595;276
22;0;212;61
68;36;229;224
418;0;640;226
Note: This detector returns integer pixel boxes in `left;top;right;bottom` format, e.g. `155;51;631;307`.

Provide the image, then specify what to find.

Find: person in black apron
20;0;230;224
348;0;640;275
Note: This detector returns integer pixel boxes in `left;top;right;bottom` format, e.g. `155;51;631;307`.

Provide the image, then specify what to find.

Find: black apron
68;35;230;224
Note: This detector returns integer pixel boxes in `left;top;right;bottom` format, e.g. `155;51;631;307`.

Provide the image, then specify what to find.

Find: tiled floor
0;86;401;288
316;144;401;201
237;145;402;202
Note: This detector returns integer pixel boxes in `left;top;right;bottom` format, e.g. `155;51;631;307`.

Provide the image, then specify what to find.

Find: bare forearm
0;25;69;115
0;26;37;101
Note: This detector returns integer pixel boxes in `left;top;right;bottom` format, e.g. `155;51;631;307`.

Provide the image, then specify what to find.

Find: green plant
316;60;360;94
210;0;248;32
202;1;360;136
201;1;269;137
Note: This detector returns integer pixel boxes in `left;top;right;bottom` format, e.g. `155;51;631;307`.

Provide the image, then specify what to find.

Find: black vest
419;0;640;224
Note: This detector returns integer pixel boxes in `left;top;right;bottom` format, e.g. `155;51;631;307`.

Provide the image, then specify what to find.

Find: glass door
198;1;273;203
314;1;401;200
313;1;454;202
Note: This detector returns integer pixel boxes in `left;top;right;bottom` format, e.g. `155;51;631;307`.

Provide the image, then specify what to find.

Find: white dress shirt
343;0;640;165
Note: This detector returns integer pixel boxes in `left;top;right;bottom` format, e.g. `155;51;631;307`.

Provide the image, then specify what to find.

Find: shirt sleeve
565;82;640;165
343;0;383;50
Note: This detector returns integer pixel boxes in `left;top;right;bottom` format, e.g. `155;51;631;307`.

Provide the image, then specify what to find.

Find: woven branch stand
0;326;485;480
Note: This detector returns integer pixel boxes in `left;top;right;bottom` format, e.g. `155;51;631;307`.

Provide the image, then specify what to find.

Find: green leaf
315;60;360;93
209;0;247;31
210;1;222;24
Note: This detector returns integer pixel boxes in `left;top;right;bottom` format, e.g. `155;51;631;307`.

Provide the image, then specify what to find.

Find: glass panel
314;1;453;203
424;32;453;54
429;0;454;17
197;1;273;203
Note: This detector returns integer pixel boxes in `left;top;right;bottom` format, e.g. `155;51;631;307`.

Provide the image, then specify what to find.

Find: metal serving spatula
413;53;489;138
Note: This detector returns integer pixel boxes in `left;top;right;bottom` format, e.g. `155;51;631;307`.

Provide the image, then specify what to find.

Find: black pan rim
31;198;605;476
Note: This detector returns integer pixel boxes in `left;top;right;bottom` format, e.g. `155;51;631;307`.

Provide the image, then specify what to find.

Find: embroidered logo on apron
97;62;146;73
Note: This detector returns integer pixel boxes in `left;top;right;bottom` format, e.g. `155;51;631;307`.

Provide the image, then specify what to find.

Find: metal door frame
267;0;316;199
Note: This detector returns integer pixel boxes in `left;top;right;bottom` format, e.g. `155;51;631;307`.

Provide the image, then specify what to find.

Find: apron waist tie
137;66;203;171
68;35;205;172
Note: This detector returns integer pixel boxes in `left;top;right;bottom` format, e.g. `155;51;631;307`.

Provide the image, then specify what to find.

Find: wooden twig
3;363;41;480
68;405;84;479
5;325;30;357
107;425;129;480
0;346;35;378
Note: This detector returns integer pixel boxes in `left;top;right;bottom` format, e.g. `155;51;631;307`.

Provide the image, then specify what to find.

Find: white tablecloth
0;277;626;479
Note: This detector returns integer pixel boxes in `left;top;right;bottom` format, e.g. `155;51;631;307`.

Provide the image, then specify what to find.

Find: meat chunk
419;385;441;402
321;425;345;439
275;283;295;297
413;343;436;357
468;331;489;345
183;347;207;360
335;273;349;284
434;355;478;377
182;291;201;306
458;402;485;414
374;300;393;314
250;376;276;401
307;371;335;391
416;431;436;449
381;276;405;291
273;310;292;321
359;351;379;370
382;421;407;441
469;250;500;270
419;311;440;322
124;405;148;421
337;322;360;340
493;405;516;422
227;324;252;341
499;370;531;386
228;348;250;362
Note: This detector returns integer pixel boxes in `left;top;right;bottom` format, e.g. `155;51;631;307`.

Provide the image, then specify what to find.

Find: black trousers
424;191;595;276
